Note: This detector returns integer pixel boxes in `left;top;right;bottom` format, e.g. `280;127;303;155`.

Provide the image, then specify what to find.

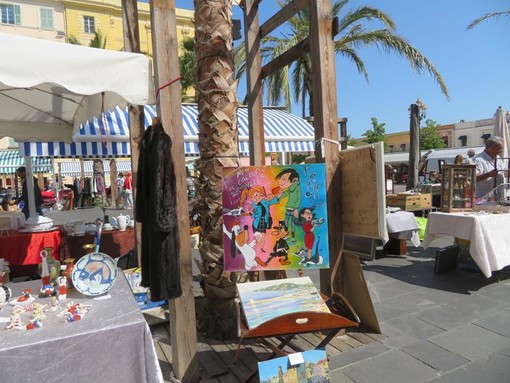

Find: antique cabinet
440;164;476;212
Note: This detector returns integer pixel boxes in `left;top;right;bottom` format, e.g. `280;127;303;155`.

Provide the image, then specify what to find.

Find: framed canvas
237;276;330;330
339;142;387;240
258;348;330;383
222;165;329;271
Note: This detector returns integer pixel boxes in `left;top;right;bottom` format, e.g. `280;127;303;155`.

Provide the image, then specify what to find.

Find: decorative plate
72;252;118;296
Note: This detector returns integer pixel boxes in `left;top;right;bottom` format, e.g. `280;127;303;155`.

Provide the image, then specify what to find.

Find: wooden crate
386;193;431;210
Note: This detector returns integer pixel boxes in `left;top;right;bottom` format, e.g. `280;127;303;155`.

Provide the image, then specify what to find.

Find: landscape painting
237;277;330;329
222;164;329;272
258;348;330;383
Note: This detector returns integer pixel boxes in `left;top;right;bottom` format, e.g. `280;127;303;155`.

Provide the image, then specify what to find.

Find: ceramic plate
19;226;56;233
72;252;118;296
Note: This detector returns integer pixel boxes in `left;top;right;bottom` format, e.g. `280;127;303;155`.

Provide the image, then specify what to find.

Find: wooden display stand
236;291;359;382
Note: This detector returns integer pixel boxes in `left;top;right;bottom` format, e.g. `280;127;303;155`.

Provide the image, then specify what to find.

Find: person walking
123;172;133;209
115;172;125;208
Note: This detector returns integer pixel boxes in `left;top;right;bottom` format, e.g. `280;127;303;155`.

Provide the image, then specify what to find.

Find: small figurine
26;303;46;330
18;288;32;303
56;276;67;301
58;301;92;322
45;296;61;312
5;306;24;330
9;288;35;306
39;250;56;298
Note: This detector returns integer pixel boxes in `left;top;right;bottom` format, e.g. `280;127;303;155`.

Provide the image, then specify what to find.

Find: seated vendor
473;136;507;199
425;171;440;184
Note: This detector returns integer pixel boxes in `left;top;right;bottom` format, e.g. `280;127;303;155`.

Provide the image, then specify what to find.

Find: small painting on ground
222;164;329;271
258;348;330;383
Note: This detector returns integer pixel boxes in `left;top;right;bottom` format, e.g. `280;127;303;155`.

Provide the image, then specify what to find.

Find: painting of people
222;165;329;271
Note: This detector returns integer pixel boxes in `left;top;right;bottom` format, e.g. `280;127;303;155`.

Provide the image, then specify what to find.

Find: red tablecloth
0;228;62;278
0;228;61;266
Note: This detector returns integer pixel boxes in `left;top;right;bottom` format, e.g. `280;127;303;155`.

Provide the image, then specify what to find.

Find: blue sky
174;0;508;138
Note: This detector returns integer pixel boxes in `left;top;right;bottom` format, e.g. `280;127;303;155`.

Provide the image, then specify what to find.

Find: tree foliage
67;31;107;49
235;0;449;115
467;9;510;30
362;117;388;150
420;119;447;150
179;36;197;102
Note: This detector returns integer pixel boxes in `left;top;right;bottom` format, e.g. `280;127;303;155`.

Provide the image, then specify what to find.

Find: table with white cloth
0;272;163;383
386;210;421;247
422;212;510;278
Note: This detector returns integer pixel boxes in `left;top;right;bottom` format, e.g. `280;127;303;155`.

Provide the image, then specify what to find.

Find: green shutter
14;4;20;25
40;8;53;30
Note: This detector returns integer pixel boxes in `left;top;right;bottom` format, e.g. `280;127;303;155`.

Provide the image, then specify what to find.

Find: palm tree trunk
194;0;240;340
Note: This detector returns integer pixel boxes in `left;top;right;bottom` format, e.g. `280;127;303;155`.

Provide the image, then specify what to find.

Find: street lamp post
407;98;427;190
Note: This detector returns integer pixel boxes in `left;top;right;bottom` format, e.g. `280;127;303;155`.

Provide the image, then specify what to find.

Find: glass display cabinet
440;164;476;212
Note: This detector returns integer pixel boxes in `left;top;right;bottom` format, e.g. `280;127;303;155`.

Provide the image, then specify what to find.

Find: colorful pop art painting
222;164;329;271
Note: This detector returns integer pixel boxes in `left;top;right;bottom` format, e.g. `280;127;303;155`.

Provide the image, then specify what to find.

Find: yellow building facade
62;0;194;56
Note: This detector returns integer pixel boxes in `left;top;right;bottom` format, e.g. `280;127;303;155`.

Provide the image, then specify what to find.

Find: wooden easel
236;289;360;383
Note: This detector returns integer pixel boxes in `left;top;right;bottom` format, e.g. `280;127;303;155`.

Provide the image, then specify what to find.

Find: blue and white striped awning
143;104;316;155
0;149;52;174
18;141;131;158
18;104;315;157
58;160;132;177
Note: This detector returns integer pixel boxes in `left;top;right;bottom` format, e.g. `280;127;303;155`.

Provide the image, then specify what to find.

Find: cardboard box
386;193;431;210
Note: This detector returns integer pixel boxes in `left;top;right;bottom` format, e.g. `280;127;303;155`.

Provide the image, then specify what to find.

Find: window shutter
14;4;20;25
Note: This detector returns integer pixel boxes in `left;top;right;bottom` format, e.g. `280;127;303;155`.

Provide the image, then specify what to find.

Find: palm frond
467;10;510;30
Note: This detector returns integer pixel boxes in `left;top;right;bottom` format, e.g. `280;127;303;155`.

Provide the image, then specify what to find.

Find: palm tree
467;9;510;30
67;31;107;49
194;0;240;340
237;0;449;116
179;36;197;102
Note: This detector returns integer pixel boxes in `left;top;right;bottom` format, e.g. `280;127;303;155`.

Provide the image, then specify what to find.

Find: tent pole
150;0;198;379
121;0;145;267
25;156;37;219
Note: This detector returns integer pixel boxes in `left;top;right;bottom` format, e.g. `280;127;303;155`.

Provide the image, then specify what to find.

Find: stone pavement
327;237;510;383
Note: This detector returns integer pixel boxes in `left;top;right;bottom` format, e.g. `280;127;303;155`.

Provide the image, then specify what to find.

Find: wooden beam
261;37;310;79
309;0;340;295
121;0;144;267
260;0;308;38
244;0;265;165
150;0;198;381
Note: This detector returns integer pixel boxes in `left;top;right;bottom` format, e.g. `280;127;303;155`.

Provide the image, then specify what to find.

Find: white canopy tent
0;32;152;219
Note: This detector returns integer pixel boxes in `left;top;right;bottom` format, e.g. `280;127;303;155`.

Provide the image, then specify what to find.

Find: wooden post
150;0;198;381
244;0;265;166
121;0;145;266
309;0;340;295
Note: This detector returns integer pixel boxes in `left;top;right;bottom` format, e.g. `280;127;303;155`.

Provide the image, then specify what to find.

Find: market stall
0;275;161;382
423;211;510;278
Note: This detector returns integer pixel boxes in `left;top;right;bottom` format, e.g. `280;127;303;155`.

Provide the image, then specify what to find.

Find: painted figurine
5;306;24;330
45;296;61;312
26;302;46;330
39;250;55;298
56;276;67;301
58;301;92;322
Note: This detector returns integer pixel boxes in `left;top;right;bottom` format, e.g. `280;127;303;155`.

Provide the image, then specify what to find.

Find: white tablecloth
0;272;163;383
386;210;421;247
423;212;510;278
